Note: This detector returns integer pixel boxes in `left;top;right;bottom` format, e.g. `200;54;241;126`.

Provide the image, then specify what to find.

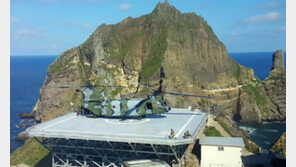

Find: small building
199;136;245;167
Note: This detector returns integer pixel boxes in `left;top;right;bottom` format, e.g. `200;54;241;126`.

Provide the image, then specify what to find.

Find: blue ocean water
10;56;57;153
229;52;286;81
238;122;286;149
10;52;286;152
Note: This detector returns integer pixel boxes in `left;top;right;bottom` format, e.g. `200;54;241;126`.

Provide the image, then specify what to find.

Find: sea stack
271;49;285;75
263;49;286;121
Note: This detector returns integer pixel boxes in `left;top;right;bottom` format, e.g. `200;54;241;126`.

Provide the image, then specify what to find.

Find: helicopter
48;81;214;118
80;86;170;118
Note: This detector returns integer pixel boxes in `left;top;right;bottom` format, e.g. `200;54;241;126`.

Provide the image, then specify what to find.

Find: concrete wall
201;145;243;167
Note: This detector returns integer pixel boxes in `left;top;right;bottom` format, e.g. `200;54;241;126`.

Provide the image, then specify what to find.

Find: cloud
52;43;58;48
245;12;282;24
11;17;20;24
14;29;41;39
253;2;285;10
82;23;93;29
118;3;131;11
230;32;239;36
277;26;286;32
56;20;94;30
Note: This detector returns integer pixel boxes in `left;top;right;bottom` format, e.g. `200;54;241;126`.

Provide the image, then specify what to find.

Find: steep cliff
234;50;286;124
31;1;283;125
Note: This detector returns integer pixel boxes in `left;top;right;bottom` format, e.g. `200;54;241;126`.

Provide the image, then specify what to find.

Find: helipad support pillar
34;137;191;166
52;153;55;167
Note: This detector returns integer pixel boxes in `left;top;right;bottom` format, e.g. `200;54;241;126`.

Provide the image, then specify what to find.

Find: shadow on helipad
165;112;201;116
145;115;167;119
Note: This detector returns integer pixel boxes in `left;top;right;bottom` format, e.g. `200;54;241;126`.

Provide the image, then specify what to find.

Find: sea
10;56;57;153
10;52;286;152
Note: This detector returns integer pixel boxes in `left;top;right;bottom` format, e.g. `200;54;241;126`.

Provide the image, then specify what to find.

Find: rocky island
20;1;285;126
11;1;286;166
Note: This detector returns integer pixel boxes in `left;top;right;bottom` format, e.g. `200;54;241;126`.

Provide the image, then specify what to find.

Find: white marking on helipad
41;115;76;131
175;113;197;138
158;130;170;135
104;118;150;125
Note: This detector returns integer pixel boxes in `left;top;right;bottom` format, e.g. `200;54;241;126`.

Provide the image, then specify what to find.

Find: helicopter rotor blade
42;82;214;99
82;100;103;103
138;83;157;91
43;85;86;89
121;92;152;98
43;84;152;89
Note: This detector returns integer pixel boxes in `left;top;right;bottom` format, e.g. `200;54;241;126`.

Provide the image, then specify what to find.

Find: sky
10;0;286;55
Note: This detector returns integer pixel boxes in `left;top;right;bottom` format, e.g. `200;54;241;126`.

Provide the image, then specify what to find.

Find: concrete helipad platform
27;108;208;145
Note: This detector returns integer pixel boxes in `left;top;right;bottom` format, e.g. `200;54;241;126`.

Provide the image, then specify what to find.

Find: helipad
27;108;208;145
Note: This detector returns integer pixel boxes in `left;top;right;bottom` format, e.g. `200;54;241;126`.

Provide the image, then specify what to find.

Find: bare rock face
237;89;261;124
263;78;286;118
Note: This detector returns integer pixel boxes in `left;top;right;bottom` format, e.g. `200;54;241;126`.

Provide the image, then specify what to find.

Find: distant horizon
10;50;287;57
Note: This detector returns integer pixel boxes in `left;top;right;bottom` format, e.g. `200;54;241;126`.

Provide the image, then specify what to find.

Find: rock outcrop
271;50;285;72
270;132;286;158
15;131;29;141
18;110;36;119
231;50;286;124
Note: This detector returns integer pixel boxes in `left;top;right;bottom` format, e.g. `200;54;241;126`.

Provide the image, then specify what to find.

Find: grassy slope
10;138;51;167
242;84;269;113
204;126;222;137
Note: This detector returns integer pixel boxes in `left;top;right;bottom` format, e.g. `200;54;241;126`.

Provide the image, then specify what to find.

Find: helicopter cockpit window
146;102;153;109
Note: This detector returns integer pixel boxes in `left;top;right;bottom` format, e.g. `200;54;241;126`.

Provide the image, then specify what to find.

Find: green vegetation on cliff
10;138;51;167
47;49;77;74
140;27;167;78
267;74;285;81
242;84;269;113
204;126;222;136
215;117;235;137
